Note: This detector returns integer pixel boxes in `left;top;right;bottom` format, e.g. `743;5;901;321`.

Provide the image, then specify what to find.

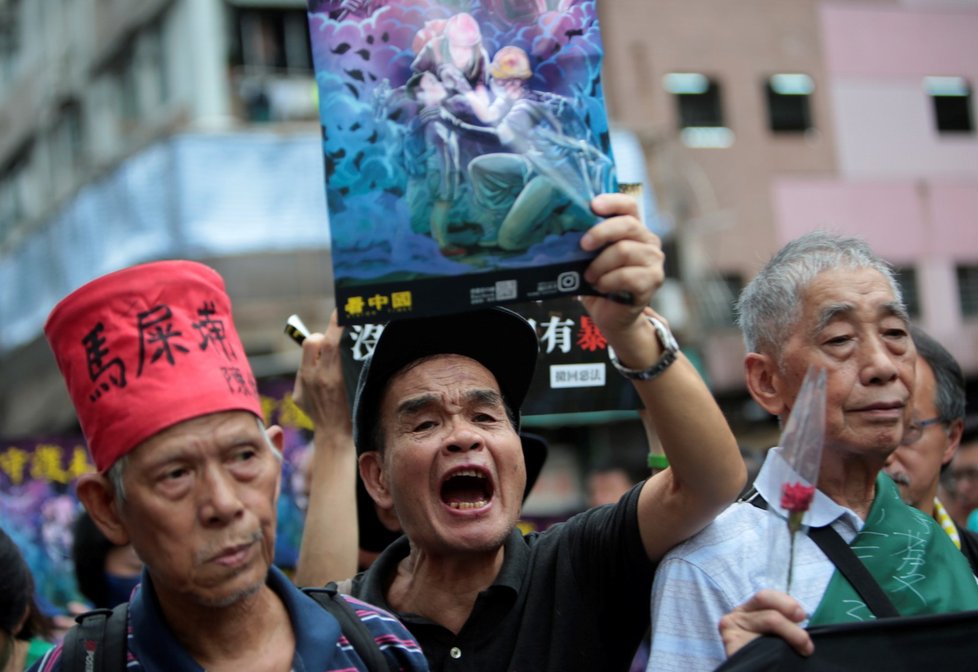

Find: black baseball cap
351;307;539;454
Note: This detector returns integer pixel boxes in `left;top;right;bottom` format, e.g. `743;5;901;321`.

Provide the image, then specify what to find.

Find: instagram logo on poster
557;272;579;292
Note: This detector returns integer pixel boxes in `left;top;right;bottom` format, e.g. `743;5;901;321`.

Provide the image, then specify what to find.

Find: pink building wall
820;4;978;177
829;82;978;177
773;178;978;263
773;179;925;263
764;3;978;370
821;3;978;79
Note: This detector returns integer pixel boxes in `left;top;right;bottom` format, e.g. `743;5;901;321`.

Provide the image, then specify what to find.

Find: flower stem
786;529;795;595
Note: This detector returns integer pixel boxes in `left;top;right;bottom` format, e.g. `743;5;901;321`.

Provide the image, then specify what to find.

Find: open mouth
441;468;494;510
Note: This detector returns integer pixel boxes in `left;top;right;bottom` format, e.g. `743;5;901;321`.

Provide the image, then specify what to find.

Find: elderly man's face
949;443;978;515
115;411;281;608
370;354;525;556
771;268;915;460
884;358;954;511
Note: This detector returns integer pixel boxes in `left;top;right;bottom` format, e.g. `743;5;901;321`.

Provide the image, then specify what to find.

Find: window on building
0;148;30;242
139;21;169;110
96;16;171;139
230;7;312;73
695;272;743;328
50;101;84;195
925;76;974;134
664;73;732;148
716;273;743;326
0;0;21;86
893;266;920;319
665;72;724;127
957;265;978;317
0;0;20;90
229;7;316;122
765;73;814;133
107;46;140;125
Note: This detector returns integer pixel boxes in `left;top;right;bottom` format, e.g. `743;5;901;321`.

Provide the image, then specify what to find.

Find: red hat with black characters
44;260;262;472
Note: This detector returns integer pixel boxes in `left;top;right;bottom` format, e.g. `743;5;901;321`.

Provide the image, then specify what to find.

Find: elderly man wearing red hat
33;261;428;672
307;193;747;671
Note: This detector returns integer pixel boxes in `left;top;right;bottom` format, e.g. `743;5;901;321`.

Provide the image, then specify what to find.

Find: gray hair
736;231;905;358
105;416;281;503
911;325;966;424
107;454;129;502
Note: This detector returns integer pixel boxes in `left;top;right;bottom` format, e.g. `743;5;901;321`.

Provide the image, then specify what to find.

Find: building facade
0;0;333;435
601;0;978;407
2;0;977;440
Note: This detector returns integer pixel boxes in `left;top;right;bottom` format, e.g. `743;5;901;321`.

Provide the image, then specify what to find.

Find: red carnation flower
780;482;815;513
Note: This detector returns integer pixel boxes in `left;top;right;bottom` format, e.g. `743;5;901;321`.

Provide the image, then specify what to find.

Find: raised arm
581;193;746;561
292;310;359;586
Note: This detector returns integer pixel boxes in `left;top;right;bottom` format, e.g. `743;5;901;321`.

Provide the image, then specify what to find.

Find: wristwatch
609;315;679;381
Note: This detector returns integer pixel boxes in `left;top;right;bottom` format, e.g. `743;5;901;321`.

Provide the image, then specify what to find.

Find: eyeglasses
900;416;944;446
950;468;978;484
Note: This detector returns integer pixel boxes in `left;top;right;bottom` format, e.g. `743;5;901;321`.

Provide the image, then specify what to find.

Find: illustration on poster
306;0;619;322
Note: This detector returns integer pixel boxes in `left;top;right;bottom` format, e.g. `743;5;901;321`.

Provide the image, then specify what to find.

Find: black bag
716;609;978;671
63;582;397;672
62;604;128;672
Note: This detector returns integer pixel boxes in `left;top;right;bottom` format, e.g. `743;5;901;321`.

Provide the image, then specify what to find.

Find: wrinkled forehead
125;410;264;466
798;268;906;329
381;354;502;409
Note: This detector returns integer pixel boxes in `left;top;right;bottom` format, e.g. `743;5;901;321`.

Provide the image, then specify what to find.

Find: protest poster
340;296;641;415
306;1;618;324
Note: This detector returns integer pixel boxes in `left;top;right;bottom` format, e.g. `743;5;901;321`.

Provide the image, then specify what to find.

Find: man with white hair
648;232;978;671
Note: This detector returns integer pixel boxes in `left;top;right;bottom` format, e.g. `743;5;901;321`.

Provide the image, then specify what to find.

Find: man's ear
944;418;965;466
745;352;789;417
76;473;130;547
265;423;285;453
359;451;393;510
265;423;286;501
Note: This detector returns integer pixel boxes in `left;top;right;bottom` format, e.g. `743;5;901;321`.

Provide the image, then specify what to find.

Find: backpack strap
957;527;978;577
62;603;129;672
302;583;398;672
743;489;900;619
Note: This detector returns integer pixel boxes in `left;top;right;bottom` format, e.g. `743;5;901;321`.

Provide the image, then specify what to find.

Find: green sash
809;473;978;625
809;472;978;626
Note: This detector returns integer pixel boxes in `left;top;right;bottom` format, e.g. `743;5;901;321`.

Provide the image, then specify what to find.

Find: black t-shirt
350;483;655;672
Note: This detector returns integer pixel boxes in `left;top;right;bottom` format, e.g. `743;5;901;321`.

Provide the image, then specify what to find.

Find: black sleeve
552;481;656;614
958;528;978;577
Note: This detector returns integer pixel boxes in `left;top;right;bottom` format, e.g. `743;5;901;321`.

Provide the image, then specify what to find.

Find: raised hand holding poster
306;1;618;324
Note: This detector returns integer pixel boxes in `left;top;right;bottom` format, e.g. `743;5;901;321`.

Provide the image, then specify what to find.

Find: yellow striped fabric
934;497;961;550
